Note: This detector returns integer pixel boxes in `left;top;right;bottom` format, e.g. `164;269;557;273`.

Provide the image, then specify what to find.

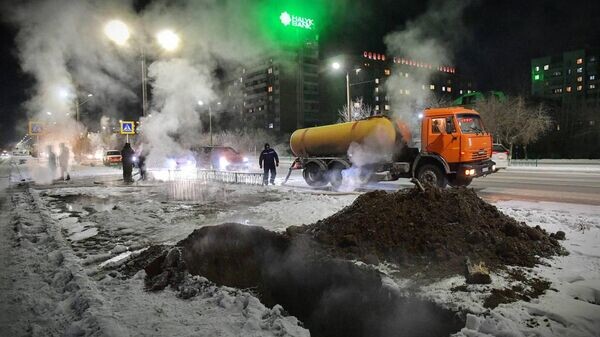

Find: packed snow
2;158;600;337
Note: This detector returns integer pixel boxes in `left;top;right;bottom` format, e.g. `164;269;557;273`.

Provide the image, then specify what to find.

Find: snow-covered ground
2;158;600;336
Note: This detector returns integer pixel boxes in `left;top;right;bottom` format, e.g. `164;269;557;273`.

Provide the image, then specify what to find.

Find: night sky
1;0;599;147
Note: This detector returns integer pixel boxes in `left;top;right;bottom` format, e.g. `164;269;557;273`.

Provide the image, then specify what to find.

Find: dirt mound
288;187;565;277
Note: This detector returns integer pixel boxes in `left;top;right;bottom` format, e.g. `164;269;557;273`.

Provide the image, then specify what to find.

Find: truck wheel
448;175;473;187
417;164;447;188
303;163;327;187
327;163;346;190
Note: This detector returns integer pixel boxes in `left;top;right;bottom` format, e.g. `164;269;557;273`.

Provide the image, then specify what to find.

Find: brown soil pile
288;187;565;277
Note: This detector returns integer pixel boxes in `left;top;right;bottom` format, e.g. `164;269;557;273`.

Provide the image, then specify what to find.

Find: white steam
384;0;472;137
5;0;278;175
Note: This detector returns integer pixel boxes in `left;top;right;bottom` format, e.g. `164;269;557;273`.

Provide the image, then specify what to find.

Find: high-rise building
321;51;474;122
222;41;319;134
531;49;600;107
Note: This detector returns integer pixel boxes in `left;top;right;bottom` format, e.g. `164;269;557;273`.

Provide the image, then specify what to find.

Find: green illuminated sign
279;11;314;30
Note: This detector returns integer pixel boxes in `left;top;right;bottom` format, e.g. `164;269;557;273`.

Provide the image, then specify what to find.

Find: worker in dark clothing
259;143;279;185
138;148;148;181
121;143;135;183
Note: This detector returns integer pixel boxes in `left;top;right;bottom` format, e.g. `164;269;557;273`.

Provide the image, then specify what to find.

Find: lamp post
104;20;180;117
198;100;221;146
75;93;93;122
331;62;360;122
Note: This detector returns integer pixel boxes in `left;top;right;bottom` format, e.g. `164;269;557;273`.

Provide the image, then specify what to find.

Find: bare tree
475;95;552;160
338;97;374;123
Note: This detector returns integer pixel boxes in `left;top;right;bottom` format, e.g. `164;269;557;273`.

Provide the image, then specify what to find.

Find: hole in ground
173;223;464;337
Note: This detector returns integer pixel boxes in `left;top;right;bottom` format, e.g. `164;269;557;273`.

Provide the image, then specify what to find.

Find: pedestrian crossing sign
120;121;135;135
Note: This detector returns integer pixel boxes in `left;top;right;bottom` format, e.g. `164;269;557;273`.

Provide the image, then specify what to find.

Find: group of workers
46;143;71;181
46;142;278;185
121;142;147;183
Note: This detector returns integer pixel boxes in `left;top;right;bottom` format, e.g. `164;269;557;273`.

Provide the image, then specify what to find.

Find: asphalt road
281;166;600;205
4;156;600;205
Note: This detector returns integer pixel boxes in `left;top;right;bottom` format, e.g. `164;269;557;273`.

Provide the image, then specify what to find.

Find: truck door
425;116;460;163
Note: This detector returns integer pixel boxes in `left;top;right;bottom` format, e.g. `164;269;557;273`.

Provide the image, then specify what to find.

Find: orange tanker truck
288;106;496;189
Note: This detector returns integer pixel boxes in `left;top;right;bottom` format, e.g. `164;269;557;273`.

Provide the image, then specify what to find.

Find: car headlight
219;156;230;169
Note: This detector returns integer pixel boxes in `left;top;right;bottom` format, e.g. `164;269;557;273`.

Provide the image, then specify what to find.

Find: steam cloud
384;0;472;142
4;0;276;171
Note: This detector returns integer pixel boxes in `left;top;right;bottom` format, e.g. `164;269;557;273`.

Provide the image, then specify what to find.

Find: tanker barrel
290;116;401;158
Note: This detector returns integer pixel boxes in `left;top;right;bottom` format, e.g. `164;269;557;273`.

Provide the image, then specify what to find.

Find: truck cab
415;107;495;187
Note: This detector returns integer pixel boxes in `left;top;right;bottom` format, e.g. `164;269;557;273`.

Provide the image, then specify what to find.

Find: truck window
431;118;446;134
457;114;485;134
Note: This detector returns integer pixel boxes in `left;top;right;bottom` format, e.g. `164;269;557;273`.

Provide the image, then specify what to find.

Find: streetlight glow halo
156;29;180;51
104;19;130;46
331;62;342;70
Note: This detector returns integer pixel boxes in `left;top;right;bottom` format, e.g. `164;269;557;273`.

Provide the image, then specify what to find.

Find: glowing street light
156;29;180;51
331;62;341;70
104;20;130;46
105;20;182;117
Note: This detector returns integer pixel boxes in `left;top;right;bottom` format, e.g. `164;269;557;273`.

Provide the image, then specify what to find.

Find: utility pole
346;71;351;122
141;48;148;117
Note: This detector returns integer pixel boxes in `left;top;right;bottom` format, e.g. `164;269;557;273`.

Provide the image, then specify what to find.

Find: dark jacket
121;144;135;167
259;148;279;168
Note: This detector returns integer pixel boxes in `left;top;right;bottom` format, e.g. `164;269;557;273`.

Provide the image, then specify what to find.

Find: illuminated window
447;87;452;93
535;66;540;71
591;75;596;80
375;96;379;101
375;78;380;84
577;85;583;91
268;123;274;129
375;105;380;111
534;74;540;80
399;89;403;94
405;90;410;95
422;85;426;90
459;90;463;94
375;87;379;93
430;84;435;90
543;65;549;70
566;86;572;92
590;84;596;89
577;76;583;82
405;73;409;78
577;67;583;73
384;69;391;76
384;105;390;110
267;86;273;93
258;106;262;111
442;86;446;92
576;58;583;64
467;90;472;94
268;67;273;74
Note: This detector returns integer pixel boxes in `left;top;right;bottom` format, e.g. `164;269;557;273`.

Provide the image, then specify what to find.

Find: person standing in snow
46;145;57;181
137;147;148;181
121;143;135;183
259;143;279;185
58;143;70;181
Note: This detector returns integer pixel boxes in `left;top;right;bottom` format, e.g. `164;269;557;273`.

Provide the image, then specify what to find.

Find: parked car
191;146;249;171
1;150;9;158
492;143;509;171
103;150;122;166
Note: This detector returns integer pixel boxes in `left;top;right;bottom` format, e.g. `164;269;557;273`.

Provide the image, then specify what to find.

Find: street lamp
198;100;221;146
156;29;180;52
331;62;355;122
75;93;93;122
104;20;130;46
104;20;181;118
